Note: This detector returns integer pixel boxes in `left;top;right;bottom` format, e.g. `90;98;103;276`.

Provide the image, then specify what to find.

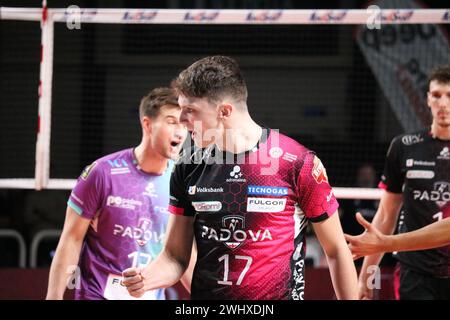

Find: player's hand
357;277;374;300
344;212;386;260
122;267;145;298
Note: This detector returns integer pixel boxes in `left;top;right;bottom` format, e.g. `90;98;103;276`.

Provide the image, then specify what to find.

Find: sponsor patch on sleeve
81;161;97;180
312;156;328;184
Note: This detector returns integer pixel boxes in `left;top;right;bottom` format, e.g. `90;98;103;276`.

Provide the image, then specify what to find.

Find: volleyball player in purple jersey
46;88;191;300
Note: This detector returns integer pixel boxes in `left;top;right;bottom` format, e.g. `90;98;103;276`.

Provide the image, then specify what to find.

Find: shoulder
267;130;314;165
79;148;132;180
96;148;133;167
392;130;428;148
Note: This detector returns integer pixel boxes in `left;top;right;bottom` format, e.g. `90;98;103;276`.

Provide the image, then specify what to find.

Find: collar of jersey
427;130;450;142
129;148;171;177
209;127;270;161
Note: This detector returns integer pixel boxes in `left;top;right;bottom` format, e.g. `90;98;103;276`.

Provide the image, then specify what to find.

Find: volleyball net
1;5;449;200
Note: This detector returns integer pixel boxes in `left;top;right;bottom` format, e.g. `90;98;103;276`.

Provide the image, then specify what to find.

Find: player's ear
141;116;152;134
218;103;233;120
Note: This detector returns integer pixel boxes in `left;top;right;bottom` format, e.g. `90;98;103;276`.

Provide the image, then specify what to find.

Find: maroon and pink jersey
169;128;338;299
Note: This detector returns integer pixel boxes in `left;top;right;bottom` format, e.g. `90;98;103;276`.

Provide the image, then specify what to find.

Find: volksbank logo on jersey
246;197;287;213
188;185;224;195
188;186;196;195
200;215;273;250
192;201;222;212
406;159;436;167
247;185;288;196
107;196;142;210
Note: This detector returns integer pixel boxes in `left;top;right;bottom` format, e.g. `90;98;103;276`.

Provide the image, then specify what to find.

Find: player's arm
346;213;450;258
357;190;403;299
46;207;90;300
122;214;194;298
312;212;358;300
179;241;197;293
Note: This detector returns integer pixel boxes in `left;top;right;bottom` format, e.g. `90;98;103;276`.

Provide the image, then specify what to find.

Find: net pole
35;0;54;190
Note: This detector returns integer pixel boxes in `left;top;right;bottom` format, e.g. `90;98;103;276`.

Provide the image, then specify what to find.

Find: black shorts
398;264;450;300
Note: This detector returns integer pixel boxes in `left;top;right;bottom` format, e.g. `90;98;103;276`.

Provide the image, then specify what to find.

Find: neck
431;122;450;140
134;140;168;175
218;113;262;154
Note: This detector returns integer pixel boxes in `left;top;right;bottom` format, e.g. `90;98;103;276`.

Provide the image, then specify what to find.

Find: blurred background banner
356;0;450;133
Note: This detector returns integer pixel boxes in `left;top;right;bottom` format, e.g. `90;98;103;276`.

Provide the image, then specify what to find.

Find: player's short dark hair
172;55;248;105
428;64;450;87
139;87;179;119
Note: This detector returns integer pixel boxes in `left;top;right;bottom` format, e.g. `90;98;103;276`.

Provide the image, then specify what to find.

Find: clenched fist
122;267;146;298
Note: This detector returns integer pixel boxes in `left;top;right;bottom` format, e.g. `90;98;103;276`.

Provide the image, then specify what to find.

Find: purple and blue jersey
68;148;173;300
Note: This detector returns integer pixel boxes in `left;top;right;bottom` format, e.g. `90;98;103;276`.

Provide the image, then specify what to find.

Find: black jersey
380;129;450;277
169;129;339;299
